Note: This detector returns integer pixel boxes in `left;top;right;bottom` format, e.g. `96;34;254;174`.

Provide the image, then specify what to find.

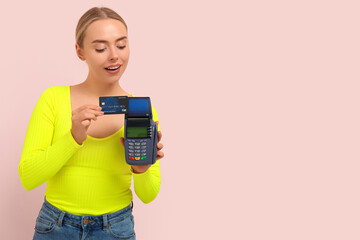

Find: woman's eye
95;46;125;52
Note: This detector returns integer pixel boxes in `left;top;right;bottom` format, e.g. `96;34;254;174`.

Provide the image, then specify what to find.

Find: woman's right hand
71;105;104;145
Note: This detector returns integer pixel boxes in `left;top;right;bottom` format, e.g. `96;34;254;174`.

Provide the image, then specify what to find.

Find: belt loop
57;211;65;227
103;214;108;230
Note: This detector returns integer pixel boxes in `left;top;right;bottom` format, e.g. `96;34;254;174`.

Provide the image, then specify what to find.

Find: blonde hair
75;7;128;48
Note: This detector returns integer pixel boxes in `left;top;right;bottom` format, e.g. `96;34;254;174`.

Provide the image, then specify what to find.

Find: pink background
1;0;360;239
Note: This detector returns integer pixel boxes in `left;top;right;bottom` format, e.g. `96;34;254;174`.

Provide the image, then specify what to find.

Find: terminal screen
127;126;148;138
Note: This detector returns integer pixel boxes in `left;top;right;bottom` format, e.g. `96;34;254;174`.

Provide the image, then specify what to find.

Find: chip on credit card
99;96;128;114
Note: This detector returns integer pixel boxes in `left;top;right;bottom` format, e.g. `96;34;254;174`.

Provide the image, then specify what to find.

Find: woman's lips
104;65;121;74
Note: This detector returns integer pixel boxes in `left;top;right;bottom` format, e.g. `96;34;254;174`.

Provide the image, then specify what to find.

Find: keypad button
135;157;140;160
141;156;147;160
141;146;147;149
129;157;134;160
129;150;134;153
128;142;134;146
129;153;134;156
135;150;141;153
141;153;147;156
135;146;141;149
129;146;134;149
141;142;147;145
135;143;141;146
135;153;141;157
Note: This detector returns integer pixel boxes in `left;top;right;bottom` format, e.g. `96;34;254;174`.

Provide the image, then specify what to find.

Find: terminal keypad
127;139;147;161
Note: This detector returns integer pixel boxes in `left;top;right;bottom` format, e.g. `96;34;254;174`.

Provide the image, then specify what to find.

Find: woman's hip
33;197;135;240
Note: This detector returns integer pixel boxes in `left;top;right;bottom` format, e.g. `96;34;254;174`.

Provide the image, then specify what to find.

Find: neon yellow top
18;86;161;215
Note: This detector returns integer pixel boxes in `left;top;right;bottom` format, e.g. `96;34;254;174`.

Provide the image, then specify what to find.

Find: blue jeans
33;197;136;240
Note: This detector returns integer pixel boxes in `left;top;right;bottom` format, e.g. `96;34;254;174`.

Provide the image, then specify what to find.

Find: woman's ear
75;43;85;61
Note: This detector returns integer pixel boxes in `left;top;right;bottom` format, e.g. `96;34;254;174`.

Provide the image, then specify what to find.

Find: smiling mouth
105;65;121;71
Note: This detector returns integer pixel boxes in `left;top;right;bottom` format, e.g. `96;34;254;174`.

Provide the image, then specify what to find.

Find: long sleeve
132;105;162;203
18;87;83;191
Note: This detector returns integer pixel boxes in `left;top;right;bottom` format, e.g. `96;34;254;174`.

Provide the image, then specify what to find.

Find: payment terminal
124;97;158;165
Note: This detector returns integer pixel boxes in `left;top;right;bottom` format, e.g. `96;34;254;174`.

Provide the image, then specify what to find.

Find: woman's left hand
120;121;164;173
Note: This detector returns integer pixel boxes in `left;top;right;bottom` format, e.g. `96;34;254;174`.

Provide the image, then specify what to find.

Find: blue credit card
99;96;128;114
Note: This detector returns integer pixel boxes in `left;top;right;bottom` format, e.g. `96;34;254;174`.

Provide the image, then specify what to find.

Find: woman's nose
108;46;119;61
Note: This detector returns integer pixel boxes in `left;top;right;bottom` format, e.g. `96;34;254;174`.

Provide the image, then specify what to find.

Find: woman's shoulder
44;85;69;94
39;85;69;99
36;85;69;108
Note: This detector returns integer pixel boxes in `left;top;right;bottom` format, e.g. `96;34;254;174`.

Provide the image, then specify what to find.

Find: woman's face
76;18;130;83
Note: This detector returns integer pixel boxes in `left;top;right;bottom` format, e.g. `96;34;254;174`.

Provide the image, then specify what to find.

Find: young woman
18;6;164;240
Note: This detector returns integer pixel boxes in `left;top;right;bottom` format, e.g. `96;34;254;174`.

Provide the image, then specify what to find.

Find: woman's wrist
131;165;150;174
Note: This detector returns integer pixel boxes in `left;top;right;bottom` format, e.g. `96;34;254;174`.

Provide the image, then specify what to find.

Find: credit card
99;96;128;114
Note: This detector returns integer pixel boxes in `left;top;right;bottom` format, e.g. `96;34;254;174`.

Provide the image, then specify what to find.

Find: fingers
77;113;101;127
157;130;162;143
156;143;164;160
84;109;104;118
70;105;104;145
81;119;91;127
72;105;104;124
157;142;163;150
120;137;125;147
72;104;102;115
157;150;164;160
154;121;163;160
82;110;104;121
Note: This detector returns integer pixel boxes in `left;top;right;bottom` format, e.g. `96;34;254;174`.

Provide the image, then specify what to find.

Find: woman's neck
78;75;128;96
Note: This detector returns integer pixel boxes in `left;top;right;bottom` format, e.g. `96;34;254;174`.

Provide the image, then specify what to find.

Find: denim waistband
40;197;133;230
